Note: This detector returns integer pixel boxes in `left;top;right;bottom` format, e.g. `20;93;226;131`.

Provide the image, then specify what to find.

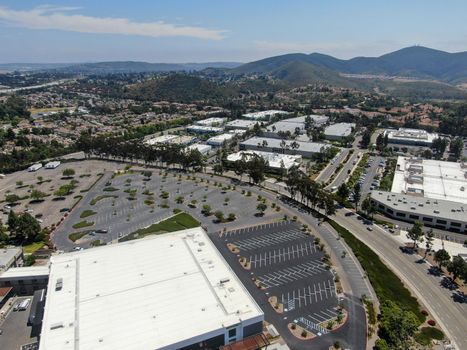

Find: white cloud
0;6;225;40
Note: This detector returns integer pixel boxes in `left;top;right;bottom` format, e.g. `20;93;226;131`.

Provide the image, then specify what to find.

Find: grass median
327;219;425;322
119;212;200;242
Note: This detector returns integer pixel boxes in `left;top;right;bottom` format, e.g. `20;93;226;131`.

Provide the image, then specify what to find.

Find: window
379;204;384;209
387;208;394;214
228;328;237;338
423;217;433;222
437;219;447;224
396;212;406;217
409;214;419;220
451;222;461;227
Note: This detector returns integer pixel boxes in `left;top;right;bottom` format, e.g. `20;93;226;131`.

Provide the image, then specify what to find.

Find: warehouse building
0;266;49;295
391;157;467;205
324;123;356;141
240;136;330;158
370;191;466;233
45;161;61;169
263;115;329;139
145;135;195;146
195;117;227;127
0;247;23;272
39;228;264;350
225;119;258;131
384;128;438;147
185;143;212;155
227;150;301;172
242;110;289;121
207;133;235;146
187;125;224;134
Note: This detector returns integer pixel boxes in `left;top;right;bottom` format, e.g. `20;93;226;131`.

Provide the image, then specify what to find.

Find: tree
378;300;420;349
7;210;19;235
62;168;76;177
353;182;361;209
361;196;375;218
214;210;224;223
434;249;451;269
447;256;467;281
227;213;236;221
15;213;41;243
449;137;463;160
256;202;267;216
424;229;435;258
406;221;424;249
201;204;212;216
337;183;349;201
246;154;267;184
30;189;47;201
5;194;20;204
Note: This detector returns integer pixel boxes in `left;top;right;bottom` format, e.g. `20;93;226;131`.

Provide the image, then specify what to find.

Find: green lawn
23;242;45;254
68;231;90;242
103;187;119;192
90;195;118;205
80;210;97;218
120;212;200;242
328;219;425;322
414;327;444;345
72;220;94;229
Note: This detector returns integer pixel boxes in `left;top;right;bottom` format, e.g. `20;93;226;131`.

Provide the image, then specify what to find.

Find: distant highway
0;79;74;94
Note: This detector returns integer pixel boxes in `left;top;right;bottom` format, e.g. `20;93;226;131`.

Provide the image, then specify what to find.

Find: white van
17;298;31;311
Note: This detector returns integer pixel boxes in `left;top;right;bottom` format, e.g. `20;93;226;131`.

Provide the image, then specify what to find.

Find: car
37;219;43;223
25;208;33;213
96;229;108;234
367;227;373;231
357;216;363;220
345;212;355;216
35;213;43;218
59;208;70;212
4;205;11;210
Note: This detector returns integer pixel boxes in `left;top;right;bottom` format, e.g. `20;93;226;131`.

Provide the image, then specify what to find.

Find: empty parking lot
211;221;344;348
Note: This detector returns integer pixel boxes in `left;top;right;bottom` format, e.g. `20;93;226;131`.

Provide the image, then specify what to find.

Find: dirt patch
288;323;316;340
268;296;284;314
227;243;240;254
239;257;251;270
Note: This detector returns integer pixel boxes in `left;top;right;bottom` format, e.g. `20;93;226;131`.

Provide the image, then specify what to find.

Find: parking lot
52;166;283;251
0;297;39;350
211;221;344;348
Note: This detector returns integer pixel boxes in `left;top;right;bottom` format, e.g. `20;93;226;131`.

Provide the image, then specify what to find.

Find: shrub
301;330;307;338
291;323;296;330
421;310;429;316
427;319;436;326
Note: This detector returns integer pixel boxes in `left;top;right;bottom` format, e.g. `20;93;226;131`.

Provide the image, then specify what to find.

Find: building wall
240;143;314;158
0;275;49;295
242;321;263;338
371;199;467;233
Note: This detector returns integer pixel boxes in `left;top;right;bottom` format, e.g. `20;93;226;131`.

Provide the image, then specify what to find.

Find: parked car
367;227;373;231
59;208;70;212
96;229;108;234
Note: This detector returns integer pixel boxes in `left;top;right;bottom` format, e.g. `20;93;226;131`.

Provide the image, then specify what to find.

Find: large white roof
39;228;262;350
227;150;301;170
392;157;467;204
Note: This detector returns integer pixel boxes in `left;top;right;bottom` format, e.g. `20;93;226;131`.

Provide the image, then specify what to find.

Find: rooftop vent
55;278;63;291
50;322;64;330
434;210;440;214
220;278;230;284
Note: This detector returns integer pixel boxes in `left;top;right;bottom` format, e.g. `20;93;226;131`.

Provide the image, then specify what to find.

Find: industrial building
370;157;467;233
242;110;289;121
207;133;235;146
185;143;212;155
28;163;43;172
195;117;227;127
145;134;195;146
45;161;61;169
225;119;258;131
263;115;329;139
227;151;301;172
384;128;438;147
39;228;264;350
0;247;23;272
186;125;224;134
0;266;49;295
370;191;466;233
240;136;331;158
391;157;467;205
324;123;356;140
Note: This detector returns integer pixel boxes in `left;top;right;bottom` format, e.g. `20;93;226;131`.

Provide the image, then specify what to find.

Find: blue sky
0;0;466;63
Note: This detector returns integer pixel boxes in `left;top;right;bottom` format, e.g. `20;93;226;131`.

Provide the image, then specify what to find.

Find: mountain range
231;46;467;84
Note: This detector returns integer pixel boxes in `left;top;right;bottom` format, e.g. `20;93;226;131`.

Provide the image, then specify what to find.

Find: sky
0;0;466;63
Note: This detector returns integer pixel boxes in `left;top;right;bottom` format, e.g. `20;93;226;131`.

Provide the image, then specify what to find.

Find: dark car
96;229;108;234
59;208;70;212
345;212;355;217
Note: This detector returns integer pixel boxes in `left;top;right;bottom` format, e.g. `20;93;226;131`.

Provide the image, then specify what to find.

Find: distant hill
56;61;242;74
231;46;467;84
124;74;233;102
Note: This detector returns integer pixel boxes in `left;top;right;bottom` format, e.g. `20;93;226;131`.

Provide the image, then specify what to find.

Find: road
0;79;73;94
334;209;467;350
316;148;350;184
326;151;360;190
